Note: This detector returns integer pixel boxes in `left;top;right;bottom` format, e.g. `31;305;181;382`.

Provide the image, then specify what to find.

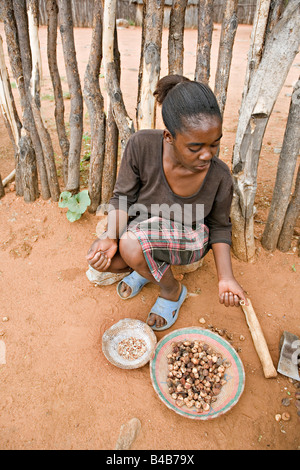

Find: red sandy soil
0;23;299;450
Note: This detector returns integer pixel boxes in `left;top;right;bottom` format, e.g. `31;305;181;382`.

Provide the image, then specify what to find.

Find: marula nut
281;412;291;421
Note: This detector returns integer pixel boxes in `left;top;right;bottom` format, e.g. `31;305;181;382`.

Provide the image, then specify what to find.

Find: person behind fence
86;74;247;331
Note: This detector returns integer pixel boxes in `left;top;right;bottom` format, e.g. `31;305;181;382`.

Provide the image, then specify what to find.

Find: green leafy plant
58;190;91;222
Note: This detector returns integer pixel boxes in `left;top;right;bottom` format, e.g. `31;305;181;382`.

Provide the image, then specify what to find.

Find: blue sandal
147;285;187;331
117;271;150;300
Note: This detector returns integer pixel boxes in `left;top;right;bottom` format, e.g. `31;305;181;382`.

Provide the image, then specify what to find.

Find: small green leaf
59;190;90;222
76;189;90;206
66;210;81;222
291;264;296;272
67;190;90;214
58;191;72;208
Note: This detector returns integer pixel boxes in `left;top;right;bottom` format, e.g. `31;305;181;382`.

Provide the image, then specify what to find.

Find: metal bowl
102;318;157;369
150;327;245;420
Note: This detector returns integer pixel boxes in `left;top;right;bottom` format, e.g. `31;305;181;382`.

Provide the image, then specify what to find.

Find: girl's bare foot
147;283;182;329
118;281;133;298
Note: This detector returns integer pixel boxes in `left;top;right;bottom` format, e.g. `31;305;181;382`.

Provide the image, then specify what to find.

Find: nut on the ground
281;412;291;421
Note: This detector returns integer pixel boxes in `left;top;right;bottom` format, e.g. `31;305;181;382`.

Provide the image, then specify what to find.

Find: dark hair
153;75;222;136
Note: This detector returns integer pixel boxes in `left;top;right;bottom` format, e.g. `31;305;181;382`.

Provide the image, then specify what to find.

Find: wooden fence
37;0;257;28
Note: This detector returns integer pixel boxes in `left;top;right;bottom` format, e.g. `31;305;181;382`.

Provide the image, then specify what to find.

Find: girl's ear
163;129;174;145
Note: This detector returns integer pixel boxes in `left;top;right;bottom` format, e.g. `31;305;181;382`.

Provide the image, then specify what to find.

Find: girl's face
164;115;222;173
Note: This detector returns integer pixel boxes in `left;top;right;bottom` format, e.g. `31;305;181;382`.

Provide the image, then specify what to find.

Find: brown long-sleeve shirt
109;129;233;246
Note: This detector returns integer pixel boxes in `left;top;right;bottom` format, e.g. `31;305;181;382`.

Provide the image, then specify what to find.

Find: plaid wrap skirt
128;216;209;282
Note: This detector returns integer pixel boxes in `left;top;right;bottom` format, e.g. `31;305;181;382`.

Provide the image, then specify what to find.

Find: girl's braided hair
153;75;222;137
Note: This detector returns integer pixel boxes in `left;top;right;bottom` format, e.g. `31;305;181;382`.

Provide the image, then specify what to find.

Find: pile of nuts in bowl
117;337;147;361
166;339;231;413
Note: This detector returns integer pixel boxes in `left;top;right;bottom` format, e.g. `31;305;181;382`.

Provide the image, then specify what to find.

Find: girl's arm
86;209;129;271
87;134;139;270
211;242;248;307
106;209;129;240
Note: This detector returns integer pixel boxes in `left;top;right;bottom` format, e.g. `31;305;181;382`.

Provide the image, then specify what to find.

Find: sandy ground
0;23;299;450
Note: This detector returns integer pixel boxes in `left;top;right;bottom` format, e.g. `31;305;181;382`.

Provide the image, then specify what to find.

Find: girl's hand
86;237;118;272
218;278;248;307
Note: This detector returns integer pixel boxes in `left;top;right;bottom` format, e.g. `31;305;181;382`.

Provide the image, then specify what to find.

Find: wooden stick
240;298;277;378
103;0;134;154
3;169;16;187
